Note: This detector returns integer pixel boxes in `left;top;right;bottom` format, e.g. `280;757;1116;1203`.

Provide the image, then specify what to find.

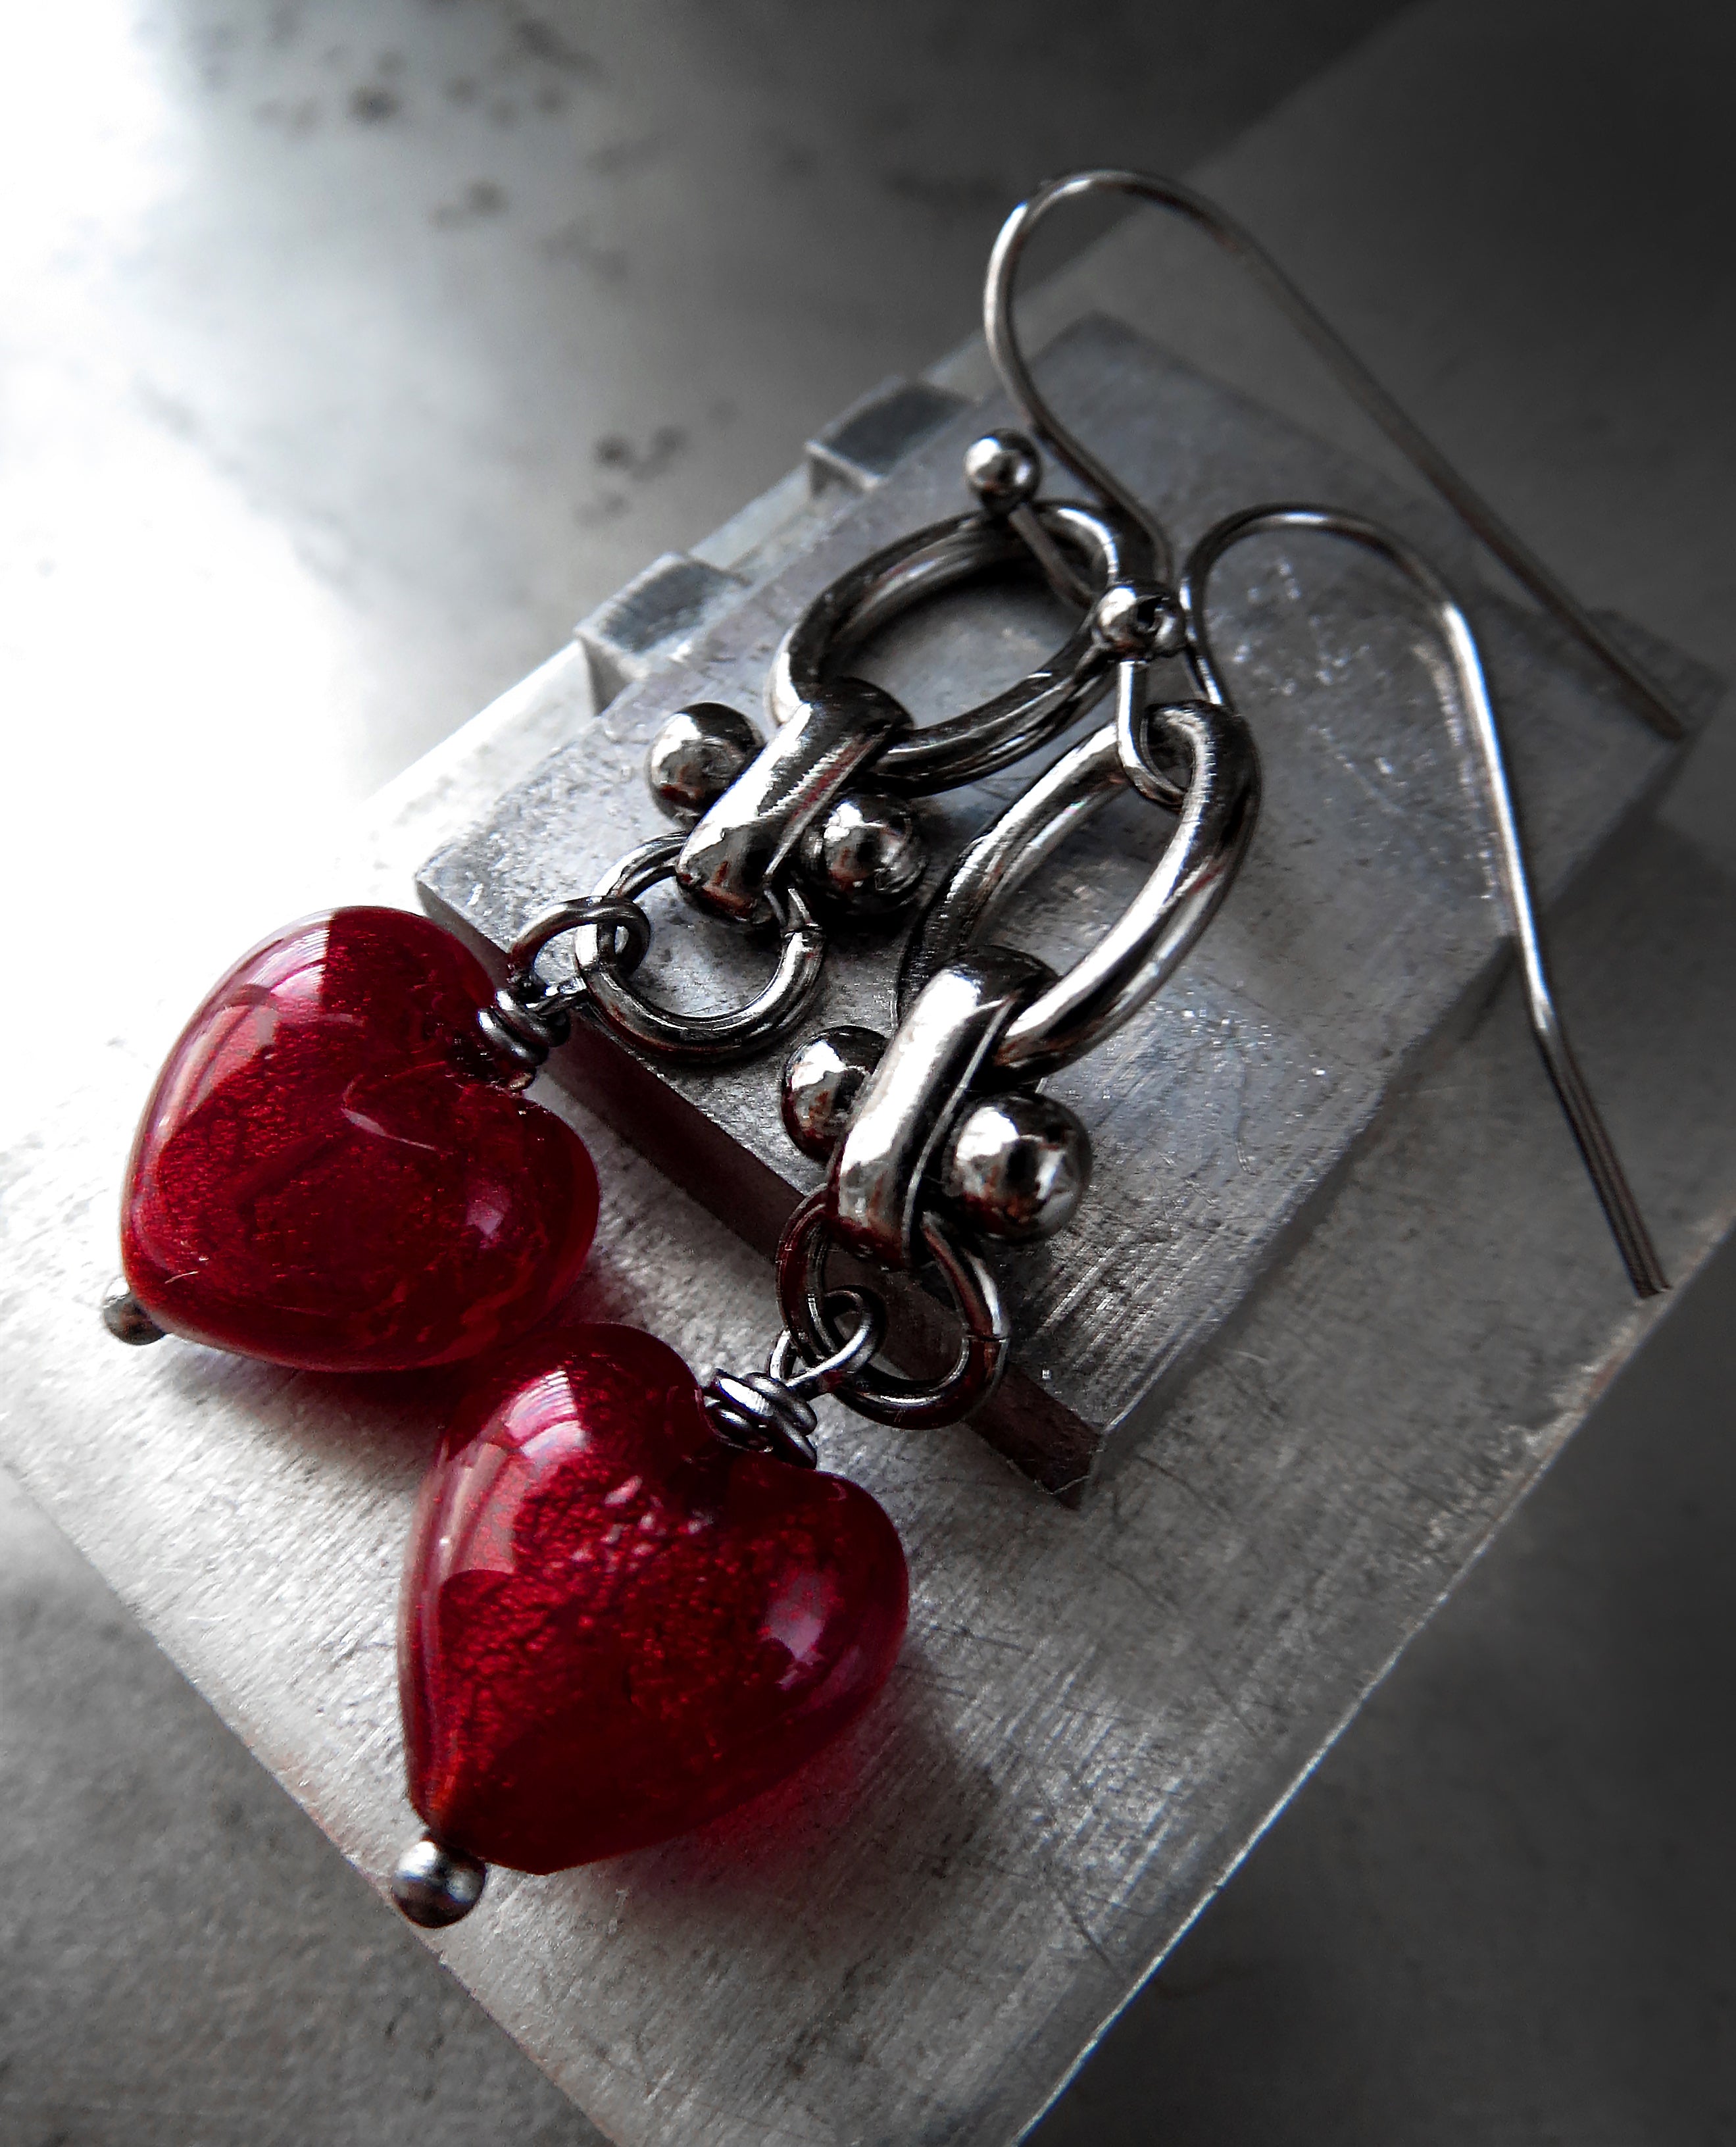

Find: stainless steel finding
475;893;653;1085
674;674;913;926
672;495;1153;928
508;894;654;986
744;163;1679;1439
786;627;1260;1422
770;500;1154;793
775;1192;1010;1430
971;164;1666;1301
527;163;1674;1444
1180;502;1668;1297
701;1289;888;1466
897;695;1261;1082
572;834;828;1064
983;166;1686;744
766;1289;887;1398
699;1367;819;1470
831;947;1058;1272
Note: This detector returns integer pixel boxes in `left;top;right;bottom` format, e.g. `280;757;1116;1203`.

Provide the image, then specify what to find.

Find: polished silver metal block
417;317;1710;1493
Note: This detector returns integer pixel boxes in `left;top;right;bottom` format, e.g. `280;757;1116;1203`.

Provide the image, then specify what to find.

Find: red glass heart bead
121;908;599;1372
399;1325;908;1874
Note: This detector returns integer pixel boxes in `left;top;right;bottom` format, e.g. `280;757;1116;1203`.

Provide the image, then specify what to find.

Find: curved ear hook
984;168;1685;745
1181;503;1666;1299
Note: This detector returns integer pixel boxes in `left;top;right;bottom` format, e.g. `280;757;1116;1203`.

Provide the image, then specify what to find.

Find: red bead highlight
121;908;598;1372
399;1326;908;1874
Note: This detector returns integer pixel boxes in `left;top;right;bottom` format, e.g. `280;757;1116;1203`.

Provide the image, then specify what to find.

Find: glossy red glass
399;1325;908;1874
121;908;599;1372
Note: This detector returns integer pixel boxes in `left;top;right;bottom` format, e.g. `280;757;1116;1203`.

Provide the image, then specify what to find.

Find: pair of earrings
105;170;1670;1930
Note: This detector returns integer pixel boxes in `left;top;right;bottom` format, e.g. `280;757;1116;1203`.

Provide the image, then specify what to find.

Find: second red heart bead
399;1325;910;1875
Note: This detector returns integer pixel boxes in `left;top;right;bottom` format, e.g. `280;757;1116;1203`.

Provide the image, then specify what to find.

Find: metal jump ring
574;834;827;1064
767;1288;887;1399
476;896;654;1085
507;896;651;990
775;1190;1010;1429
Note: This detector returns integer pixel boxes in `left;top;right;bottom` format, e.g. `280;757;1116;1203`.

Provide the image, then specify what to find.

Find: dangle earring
102;166;1676;1928
104;264;1154;1370
388;171;1678;1925
105;899;647;1371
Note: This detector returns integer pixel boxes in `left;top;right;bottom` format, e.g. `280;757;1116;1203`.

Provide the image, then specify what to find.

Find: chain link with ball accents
769;669;1260;1428
467;159;1675;1432
471;401;1254;1430
537;418;1168;1071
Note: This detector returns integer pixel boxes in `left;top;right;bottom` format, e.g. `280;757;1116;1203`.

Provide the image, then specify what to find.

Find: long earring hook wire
1183;505;1667;1298
984;169;1667;1298
983;168;1685;743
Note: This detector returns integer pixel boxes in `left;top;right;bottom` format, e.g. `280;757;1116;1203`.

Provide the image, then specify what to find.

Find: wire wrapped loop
701;1370;820;1469
701;1290;888;1467
476;896;652;1087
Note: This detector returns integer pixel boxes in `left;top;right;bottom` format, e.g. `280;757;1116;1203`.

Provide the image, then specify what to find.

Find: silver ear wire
1181;503;1667;1297
982;170;1669;1300
983;167;1685;745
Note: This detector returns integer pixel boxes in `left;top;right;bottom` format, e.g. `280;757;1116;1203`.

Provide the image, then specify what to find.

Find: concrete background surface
1;1;1732;2140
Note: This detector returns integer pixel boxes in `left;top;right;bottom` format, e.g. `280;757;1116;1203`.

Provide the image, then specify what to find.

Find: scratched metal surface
2;616;1732;2144
418;315;1691;1492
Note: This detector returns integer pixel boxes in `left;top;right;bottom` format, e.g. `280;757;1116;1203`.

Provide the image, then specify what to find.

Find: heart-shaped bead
399;1325;908;1874
121;908;599;1372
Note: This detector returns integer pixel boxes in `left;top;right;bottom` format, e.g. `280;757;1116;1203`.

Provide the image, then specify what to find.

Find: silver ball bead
795;789;927;919
963;428;1042;515
1092;582;1186;661
391;1834;488;1929
941;1092;1092;1243
102;1284;165;1346
781;1026;887;1160
645;703;763;822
